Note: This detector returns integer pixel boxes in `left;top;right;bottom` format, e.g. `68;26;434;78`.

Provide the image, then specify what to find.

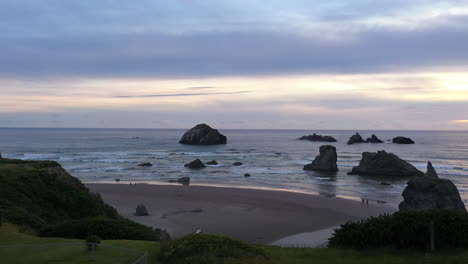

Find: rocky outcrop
184;159;206;169
206;160;218;165
365;134;383;143
350;150;424;177
232;162;243;166
179;124;227;145
244;173;251;177
135;204;149;216
392;136;415;144
138;162;152;167
399;162;466;212
347;133;365;144
303;145;338;172
298;133;337;142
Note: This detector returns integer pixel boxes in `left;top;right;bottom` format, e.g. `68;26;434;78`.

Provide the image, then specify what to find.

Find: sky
1;0;468;130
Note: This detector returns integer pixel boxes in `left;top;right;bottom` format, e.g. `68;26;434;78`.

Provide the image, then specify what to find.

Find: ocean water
1;128;468;206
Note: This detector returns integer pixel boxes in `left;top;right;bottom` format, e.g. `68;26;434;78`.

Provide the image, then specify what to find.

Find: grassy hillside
0;158;157;240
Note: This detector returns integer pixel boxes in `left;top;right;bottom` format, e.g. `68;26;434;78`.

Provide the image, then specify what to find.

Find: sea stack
298;133;337;142
392;136;415;144
365;134;383;143
179;124;227;145
399;162;466;212
303;145;338;172
350;150;423;177
347;133;366;144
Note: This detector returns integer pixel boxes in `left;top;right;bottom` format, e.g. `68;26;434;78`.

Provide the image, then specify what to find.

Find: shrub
329;210;468;249
40;217;159;241
160;234;267;264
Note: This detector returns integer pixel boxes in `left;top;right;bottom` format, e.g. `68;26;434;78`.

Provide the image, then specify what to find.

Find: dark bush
160;233;267;264
329;210;468;249
40;217;159;241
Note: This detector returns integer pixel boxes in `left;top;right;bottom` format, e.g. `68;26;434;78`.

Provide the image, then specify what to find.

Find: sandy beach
87;183;396;244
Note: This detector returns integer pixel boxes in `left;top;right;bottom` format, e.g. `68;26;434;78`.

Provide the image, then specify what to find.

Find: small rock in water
347;133;366;144
184;159;206;169
392;136;415;144
191;208;203;213
138;162;153;167
366;134;383;143
244;173;251;177
233;162;243;166
380;181;391;185
115;178;120;182
177;177;190;183
135;204;149;216
206;160;218;165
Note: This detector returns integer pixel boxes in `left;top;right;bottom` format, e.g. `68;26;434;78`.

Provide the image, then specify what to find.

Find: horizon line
0;126;467;132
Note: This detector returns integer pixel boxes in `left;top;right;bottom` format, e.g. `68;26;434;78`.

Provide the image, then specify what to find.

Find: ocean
1;128;467;206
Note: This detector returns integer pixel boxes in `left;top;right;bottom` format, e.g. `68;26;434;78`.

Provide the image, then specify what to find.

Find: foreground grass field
3;223;468;264
0;223;157;264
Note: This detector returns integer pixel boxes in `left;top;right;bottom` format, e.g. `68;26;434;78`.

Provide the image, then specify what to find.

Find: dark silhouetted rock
115;178;120;182
347;171;357;175
169;176;191;184
184;159;206;169
392;136;415;144
366;134;383;143
399;162;466;212
347;133;365;144
0;152;2;158
303;145;338;172
244;173;251;177
179;124;227;145
135;204;149;216
206;160;218;165
177;177;190;184
298;133;337;142
351;150;424;177
380;181;391;185
232;162;243;166
138;162;152;167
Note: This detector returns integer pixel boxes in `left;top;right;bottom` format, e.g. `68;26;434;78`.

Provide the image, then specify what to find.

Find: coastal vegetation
0;158;158;241
329;210;468;249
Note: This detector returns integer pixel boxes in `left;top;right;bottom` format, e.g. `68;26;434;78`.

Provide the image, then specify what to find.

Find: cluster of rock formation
347;133;384;144
298;133;337;142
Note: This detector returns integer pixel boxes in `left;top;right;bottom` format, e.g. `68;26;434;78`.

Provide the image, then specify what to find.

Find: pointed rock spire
425;161;438;179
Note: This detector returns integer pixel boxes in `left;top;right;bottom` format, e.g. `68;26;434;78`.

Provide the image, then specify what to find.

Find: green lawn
3;223;468;264
0;223;157;264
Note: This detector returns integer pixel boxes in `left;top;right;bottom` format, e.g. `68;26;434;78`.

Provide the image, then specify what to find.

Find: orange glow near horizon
454;120;468;123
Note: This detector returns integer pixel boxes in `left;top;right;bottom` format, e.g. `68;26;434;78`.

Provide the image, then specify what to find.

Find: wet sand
86;183;397;244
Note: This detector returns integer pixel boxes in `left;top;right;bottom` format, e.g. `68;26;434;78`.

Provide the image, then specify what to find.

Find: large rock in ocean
179;124;227;145
303;145;338;172
392;136;415;144
298;133;337;142
399;162;466;212
347;133;365;144
350;150;423;177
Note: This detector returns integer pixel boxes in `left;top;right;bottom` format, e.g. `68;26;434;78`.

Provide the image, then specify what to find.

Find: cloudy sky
1;0;468;130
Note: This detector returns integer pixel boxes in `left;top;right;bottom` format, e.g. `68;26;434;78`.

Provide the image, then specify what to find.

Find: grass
0;223;157;264
3;222;468;264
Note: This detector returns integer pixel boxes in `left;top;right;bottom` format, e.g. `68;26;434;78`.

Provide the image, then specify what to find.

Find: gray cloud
112;91;250;98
